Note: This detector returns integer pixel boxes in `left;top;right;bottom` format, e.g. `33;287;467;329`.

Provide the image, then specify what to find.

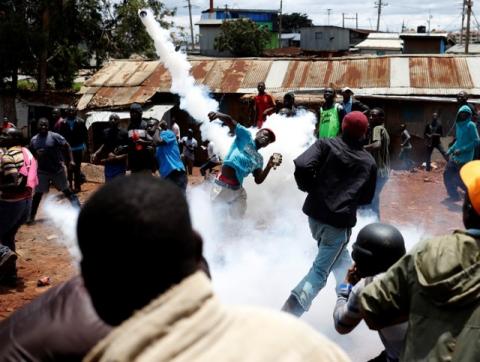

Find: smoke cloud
37;10;428;361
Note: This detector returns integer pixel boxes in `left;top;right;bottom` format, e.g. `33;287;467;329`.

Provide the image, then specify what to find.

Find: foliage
214;19;271;57
108;0;174;59
281;13;313;33
0;0;174;91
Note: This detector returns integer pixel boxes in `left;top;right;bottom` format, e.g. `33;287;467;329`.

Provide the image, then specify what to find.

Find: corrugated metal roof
78;55;480;110
355;39;403;50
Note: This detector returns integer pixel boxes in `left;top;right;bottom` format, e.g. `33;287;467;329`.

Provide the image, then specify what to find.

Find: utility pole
461;0;467;45
186;0;194;50
374;0;388;32
278;0;282;48
356;13;358;29
327;9;332;26
427;13;433;33
342;13;345;28
466;0;473;53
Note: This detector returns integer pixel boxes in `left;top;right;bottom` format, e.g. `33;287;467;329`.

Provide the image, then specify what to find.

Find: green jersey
319;104;340;138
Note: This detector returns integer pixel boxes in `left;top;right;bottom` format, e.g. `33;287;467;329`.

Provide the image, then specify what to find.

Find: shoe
0;274;18;287
25;217;35;225
0;248;17;279
446;195;461;202
281;294;305;317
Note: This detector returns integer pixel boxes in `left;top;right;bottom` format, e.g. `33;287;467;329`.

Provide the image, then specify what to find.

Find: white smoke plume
139;9;230;151
37;10;427;361
42;196;81;265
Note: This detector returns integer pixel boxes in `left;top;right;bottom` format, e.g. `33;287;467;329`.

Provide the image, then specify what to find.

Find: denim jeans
291;217;352;312
443;160;466;199
426;144;448;171
0;198;31;251
0;198;31;277
363;175;388;220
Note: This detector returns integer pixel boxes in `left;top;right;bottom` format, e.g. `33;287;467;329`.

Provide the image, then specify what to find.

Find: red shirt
2;122;15;129
254;94;275;128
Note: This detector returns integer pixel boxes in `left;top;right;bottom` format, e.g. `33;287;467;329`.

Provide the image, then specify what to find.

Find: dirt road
0;166;462;319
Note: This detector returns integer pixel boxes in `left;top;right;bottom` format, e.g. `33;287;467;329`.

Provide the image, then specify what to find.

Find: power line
374;0;388;32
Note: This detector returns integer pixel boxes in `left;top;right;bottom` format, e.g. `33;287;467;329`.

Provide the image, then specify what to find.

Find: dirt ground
0;164;463;320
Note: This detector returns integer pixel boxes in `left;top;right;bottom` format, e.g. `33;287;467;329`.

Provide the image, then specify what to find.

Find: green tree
281;13;313;33
214;19;270;57
0;0;174;92
108;0;174;59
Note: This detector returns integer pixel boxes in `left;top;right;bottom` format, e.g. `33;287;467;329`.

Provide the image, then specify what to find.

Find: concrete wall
198;26;231;57
300;27;350;51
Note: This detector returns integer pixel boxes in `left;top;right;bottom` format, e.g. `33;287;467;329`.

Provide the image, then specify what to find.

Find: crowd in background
0;83;479;362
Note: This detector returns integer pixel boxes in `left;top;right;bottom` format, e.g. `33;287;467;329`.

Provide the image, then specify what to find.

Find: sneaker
281;294;305;317
0;248;17;279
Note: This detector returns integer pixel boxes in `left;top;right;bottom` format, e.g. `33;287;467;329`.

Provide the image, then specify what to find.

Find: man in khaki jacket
79;175;350;362
360;160;480;361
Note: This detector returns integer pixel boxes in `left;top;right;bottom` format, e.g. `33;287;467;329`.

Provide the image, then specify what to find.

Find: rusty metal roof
78;55;480;110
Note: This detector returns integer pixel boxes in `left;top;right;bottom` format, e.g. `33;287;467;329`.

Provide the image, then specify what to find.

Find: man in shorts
29;118;80;223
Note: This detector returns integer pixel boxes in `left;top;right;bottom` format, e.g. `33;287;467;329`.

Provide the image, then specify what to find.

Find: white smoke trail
139;9;230;149
42;196;81;265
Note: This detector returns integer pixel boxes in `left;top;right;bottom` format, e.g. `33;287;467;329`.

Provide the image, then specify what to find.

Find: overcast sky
163;0;479;36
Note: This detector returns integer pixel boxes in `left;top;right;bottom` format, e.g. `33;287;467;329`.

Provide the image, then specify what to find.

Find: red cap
342;111;368;139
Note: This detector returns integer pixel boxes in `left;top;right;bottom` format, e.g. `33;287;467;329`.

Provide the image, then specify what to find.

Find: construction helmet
352;223;406;277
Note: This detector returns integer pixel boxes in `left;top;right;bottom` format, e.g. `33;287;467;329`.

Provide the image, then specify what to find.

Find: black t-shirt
101;127;128;164
424;122;443;147
30;131;67;173
103;127;128;154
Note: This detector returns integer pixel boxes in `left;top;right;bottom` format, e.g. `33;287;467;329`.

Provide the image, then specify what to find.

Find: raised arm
208;112;238;133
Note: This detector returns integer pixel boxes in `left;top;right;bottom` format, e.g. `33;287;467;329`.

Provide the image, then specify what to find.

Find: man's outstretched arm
208;112;238;133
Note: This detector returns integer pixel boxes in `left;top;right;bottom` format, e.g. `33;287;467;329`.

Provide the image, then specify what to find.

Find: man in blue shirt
207;111;281;217
154;121;187;191
444;105;480;201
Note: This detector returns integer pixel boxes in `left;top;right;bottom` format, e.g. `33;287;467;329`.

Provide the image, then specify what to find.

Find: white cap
341;87;353;94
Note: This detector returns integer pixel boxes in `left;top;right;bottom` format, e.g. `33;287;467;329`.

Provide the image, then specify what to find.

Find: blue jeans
364;175;388;220
291;217;352;312
443;160;466;199
0;198;31;277
0;198;31;251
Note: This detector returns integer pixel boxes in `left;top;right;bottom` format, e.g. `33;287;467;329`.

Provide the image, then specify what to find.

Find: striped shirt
0;146;30;200
334;275;407;361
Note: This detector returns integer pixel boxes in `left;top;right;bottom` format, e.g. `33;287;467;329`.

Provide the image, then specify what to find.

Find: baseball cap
341;111;368;139
341;87;353;94
460;160;480;214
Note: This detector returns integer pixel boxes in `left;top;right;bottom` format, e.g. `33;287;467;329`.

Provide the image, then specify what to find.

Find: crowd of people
0;83;479;361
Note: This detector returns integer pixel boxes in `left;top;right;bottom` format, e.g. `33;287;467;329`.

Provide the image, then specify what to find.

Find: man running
207;111;281;217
